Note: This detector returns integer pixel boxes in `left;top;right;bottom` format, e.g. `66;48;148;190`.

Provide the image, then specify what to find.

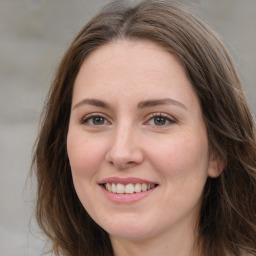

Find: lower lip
100;185;157;203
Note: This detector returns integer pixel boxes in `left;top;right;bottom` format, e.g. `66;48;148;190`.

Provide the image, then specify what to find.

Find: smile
104;183;157;194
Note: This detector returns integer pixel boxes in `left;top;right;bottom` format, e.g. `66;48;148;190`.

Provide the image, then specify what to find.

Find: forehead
72;39;199;110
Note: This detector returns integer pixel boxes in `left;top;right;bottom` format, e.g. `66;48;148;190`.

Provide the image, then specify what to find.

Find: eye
146;113;175;126
81;114;110;126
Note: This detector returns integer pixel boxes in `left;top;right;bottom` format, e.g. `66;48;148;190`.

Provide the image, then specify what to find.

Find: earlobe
208;155;225;178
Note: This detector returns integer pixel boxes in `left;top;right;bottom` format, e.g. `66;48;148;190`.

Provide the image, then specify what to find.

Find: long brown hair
31;0;256;255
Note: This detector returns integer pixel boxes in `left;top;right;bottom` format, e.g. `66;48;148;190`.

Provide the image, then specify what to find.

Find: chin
99;216;155;241
109;228;152;241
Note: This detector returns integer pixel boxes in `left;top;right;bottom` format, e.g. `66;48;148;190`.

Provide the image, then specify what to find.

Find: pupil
93;117;104;125
154;117;166;125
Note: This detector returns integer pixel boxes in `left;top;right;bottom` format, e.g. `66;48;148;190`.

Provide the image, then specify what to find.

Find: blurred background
0;0;255;255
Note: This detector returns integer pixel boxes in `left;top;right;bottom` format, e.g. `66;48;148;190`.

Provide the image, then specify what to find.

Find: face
67;40;220;243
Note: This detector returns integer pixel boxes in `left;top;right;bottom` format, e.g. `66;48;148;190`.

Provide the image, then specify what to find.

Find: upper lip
99;177;158;185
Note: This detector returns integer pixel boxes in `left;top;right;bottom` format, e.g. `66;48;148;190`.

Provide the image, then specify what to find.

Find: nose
105;124;144;169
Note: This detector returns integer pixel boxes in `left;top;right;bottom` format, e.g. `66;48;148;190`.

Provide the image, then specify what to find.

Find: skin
67;40;221;256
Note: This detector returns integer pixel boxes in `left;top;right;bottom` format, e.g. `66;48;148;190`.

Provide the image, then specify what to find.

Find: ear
207;154;225;178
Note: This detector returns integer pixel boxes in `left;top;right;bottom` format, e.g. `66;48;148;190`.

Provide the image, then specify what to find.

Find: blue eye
82;115;108;125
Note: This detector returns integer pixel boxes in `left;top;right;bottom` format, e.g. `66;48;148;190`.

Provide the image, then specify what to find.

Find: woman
32;0;256;255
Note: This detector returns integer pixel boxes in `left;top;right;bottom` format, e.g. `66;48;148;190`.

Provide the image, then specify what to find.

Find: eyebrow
138;98;187;110
73;98;187;110
73;98;111;110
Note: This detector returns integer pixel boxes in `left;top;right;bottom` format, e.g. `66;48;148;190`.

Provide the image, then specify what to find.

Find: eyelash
80;112;175;127
145;113;176;127
80;113;111;126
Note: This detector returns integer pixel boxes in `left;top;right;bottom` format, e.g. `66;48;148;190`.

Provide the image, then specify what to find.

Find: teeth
104;183;156;194
125;183;135;194
116;183;125;194
106;183;111;192
111;183;117;193
141;183;148;192
134;183;142;193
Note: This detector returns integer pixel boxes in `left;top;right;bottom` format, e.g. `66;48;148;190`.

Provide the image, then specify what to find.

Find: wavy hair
31;1;256;255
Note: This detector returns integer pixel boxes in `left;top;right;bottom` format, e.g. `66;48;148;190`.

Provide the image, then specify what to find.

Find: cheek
147;132;209;180
67;132;105;178
66;132;106;211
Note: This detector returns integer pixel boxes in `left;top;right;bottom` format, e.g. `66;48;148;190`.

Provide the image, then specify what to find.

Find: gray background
0;0;255;255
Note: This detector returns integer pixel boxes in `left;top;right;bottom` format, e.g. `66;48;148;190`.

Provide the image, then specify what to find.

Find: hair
31;0;256;255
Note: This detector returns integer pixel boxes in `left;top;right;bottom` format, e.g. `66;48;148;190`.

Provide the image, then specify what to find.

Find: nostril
127;161;136;165
105;144;144;168
108;160;137;169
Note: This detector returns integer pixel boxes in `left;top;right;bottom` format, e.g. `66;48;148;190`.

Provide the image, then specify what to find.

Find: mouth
102;183;158;194
99;177;159;203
